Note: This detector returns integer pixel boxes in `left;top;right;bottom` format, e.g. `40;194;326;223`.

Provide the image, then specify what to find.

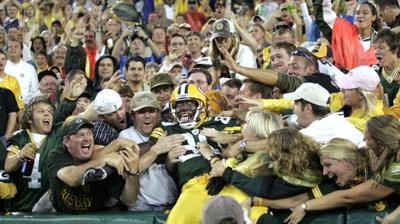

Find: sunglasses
272;24;292;33
291;50;315;65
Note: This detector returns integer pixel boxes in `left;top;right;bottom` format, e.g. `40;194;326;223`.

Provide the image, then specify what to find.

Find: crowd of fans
0;0;400;223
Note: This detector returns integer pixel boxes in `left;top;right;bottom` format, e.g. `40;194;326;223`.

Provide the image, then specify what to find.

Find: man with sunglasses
219;46;338;93
271;24;296;44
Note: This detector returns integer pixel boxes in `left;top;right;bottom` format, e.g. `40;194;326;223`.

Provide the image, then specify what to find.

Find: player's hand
206;177;226;195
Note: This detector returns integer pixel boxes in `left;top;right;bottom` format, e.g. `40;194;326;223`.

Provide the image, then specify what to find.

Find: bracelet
127;169;140;176
301;202;307;211
250;197;254;207
209;156;221;165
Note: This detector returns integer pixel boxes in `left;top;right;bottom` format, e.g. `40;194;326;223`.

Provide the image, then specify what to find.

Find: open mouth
43;118;51;127
179;113;194;123
81;143;91;154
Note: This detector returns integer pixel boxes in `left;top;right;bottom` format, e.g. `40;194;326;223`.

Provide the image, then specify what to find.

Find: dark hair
271;41;296;56
125;55;146;71
291;49;319;72
51;20;62;27
373;29;400;57
30;36;46;53
188;68;212;85
187;31;203;40
243;79;273;99
295;99;330;117
118;84;134;98
360;2;383;31
21;95;55;130
223;78;242;90
168;33;186;46
0;49;7;58
376;0;399;9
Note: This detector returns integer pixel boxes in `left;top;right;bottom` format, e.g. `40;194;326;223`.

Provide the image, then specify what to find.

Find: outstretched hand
284;205;306;224
105;70;126;92
216;45;239;72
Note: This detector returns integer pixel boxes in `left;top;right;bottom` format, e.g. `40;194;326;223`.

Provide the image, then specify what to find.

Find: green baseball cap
149;73;175;90
62;116;93;137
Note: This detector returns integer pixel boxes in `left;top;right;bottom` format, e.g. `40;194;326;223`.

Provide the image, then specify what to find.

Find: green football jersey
150;116;241;186
7;124;63;211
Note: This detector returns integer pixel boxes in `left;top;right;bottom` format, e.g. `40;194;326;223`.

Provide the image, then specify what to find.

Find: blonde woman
241;138;370;222
209;128;322;200
330;65;384;131
228;110;283;177
286;115;400;224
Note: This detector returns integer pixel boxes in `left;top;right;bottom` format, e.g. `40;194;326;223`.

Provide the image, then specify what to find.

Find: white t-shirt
119;126;178;209
5;59;39;104
234;44;257;80
300;113;364;145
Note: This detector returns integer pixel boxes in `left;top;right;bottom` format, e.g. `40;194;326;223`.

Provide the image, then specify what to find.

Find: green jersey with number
7;124;63;211
150;116;241;186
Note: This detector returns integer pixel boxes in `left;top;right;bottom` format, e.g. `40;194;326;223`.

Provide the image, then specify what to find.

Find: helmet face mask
175;100;199;123
170;84;207;129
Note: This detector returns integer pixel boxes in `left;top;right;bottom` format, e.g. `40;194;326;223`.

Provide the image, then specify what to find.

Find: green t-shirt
150;116;241;186
48;146;125;212
8;124;63;211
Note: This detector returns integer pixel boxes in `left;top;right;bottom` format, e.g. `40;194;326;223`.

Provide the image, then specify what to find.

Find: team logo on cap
216;23;224;31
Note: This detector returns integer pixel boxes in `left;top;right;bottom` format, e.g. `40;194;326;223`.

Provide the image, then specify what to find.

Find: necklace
382;63;400;84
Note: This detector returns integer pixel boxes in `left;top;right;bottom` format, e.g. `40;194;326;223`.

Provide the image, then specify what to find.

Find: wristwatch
127;169;140;176
239;140;247;152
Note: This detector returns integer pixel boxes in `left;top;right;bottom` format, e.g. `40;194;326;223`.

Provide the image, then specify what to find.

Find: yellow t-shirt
0;74;24;109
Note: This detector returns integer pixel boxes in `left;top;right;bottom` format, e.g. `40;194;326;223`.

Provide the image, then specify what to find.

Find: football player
149;83;248;223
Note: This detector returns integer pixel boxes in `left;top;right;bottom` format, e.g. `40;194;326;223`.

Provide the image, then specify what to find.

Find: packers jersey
7;124;63;211
150;116;241;186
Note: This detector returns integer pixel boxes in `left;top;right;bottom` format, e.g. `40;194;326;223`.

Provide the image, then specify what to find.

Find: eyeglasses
291;50;315;65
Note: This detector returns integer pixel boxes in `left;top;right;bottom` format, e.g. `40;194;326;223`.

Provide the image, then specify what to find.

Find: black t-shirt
0;88;19;137
48;146;125;213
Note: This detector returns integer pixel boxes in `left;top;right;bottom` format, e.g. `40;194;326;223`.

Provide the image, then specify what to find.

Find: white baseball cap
94;89;123;115
284;83;330;107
